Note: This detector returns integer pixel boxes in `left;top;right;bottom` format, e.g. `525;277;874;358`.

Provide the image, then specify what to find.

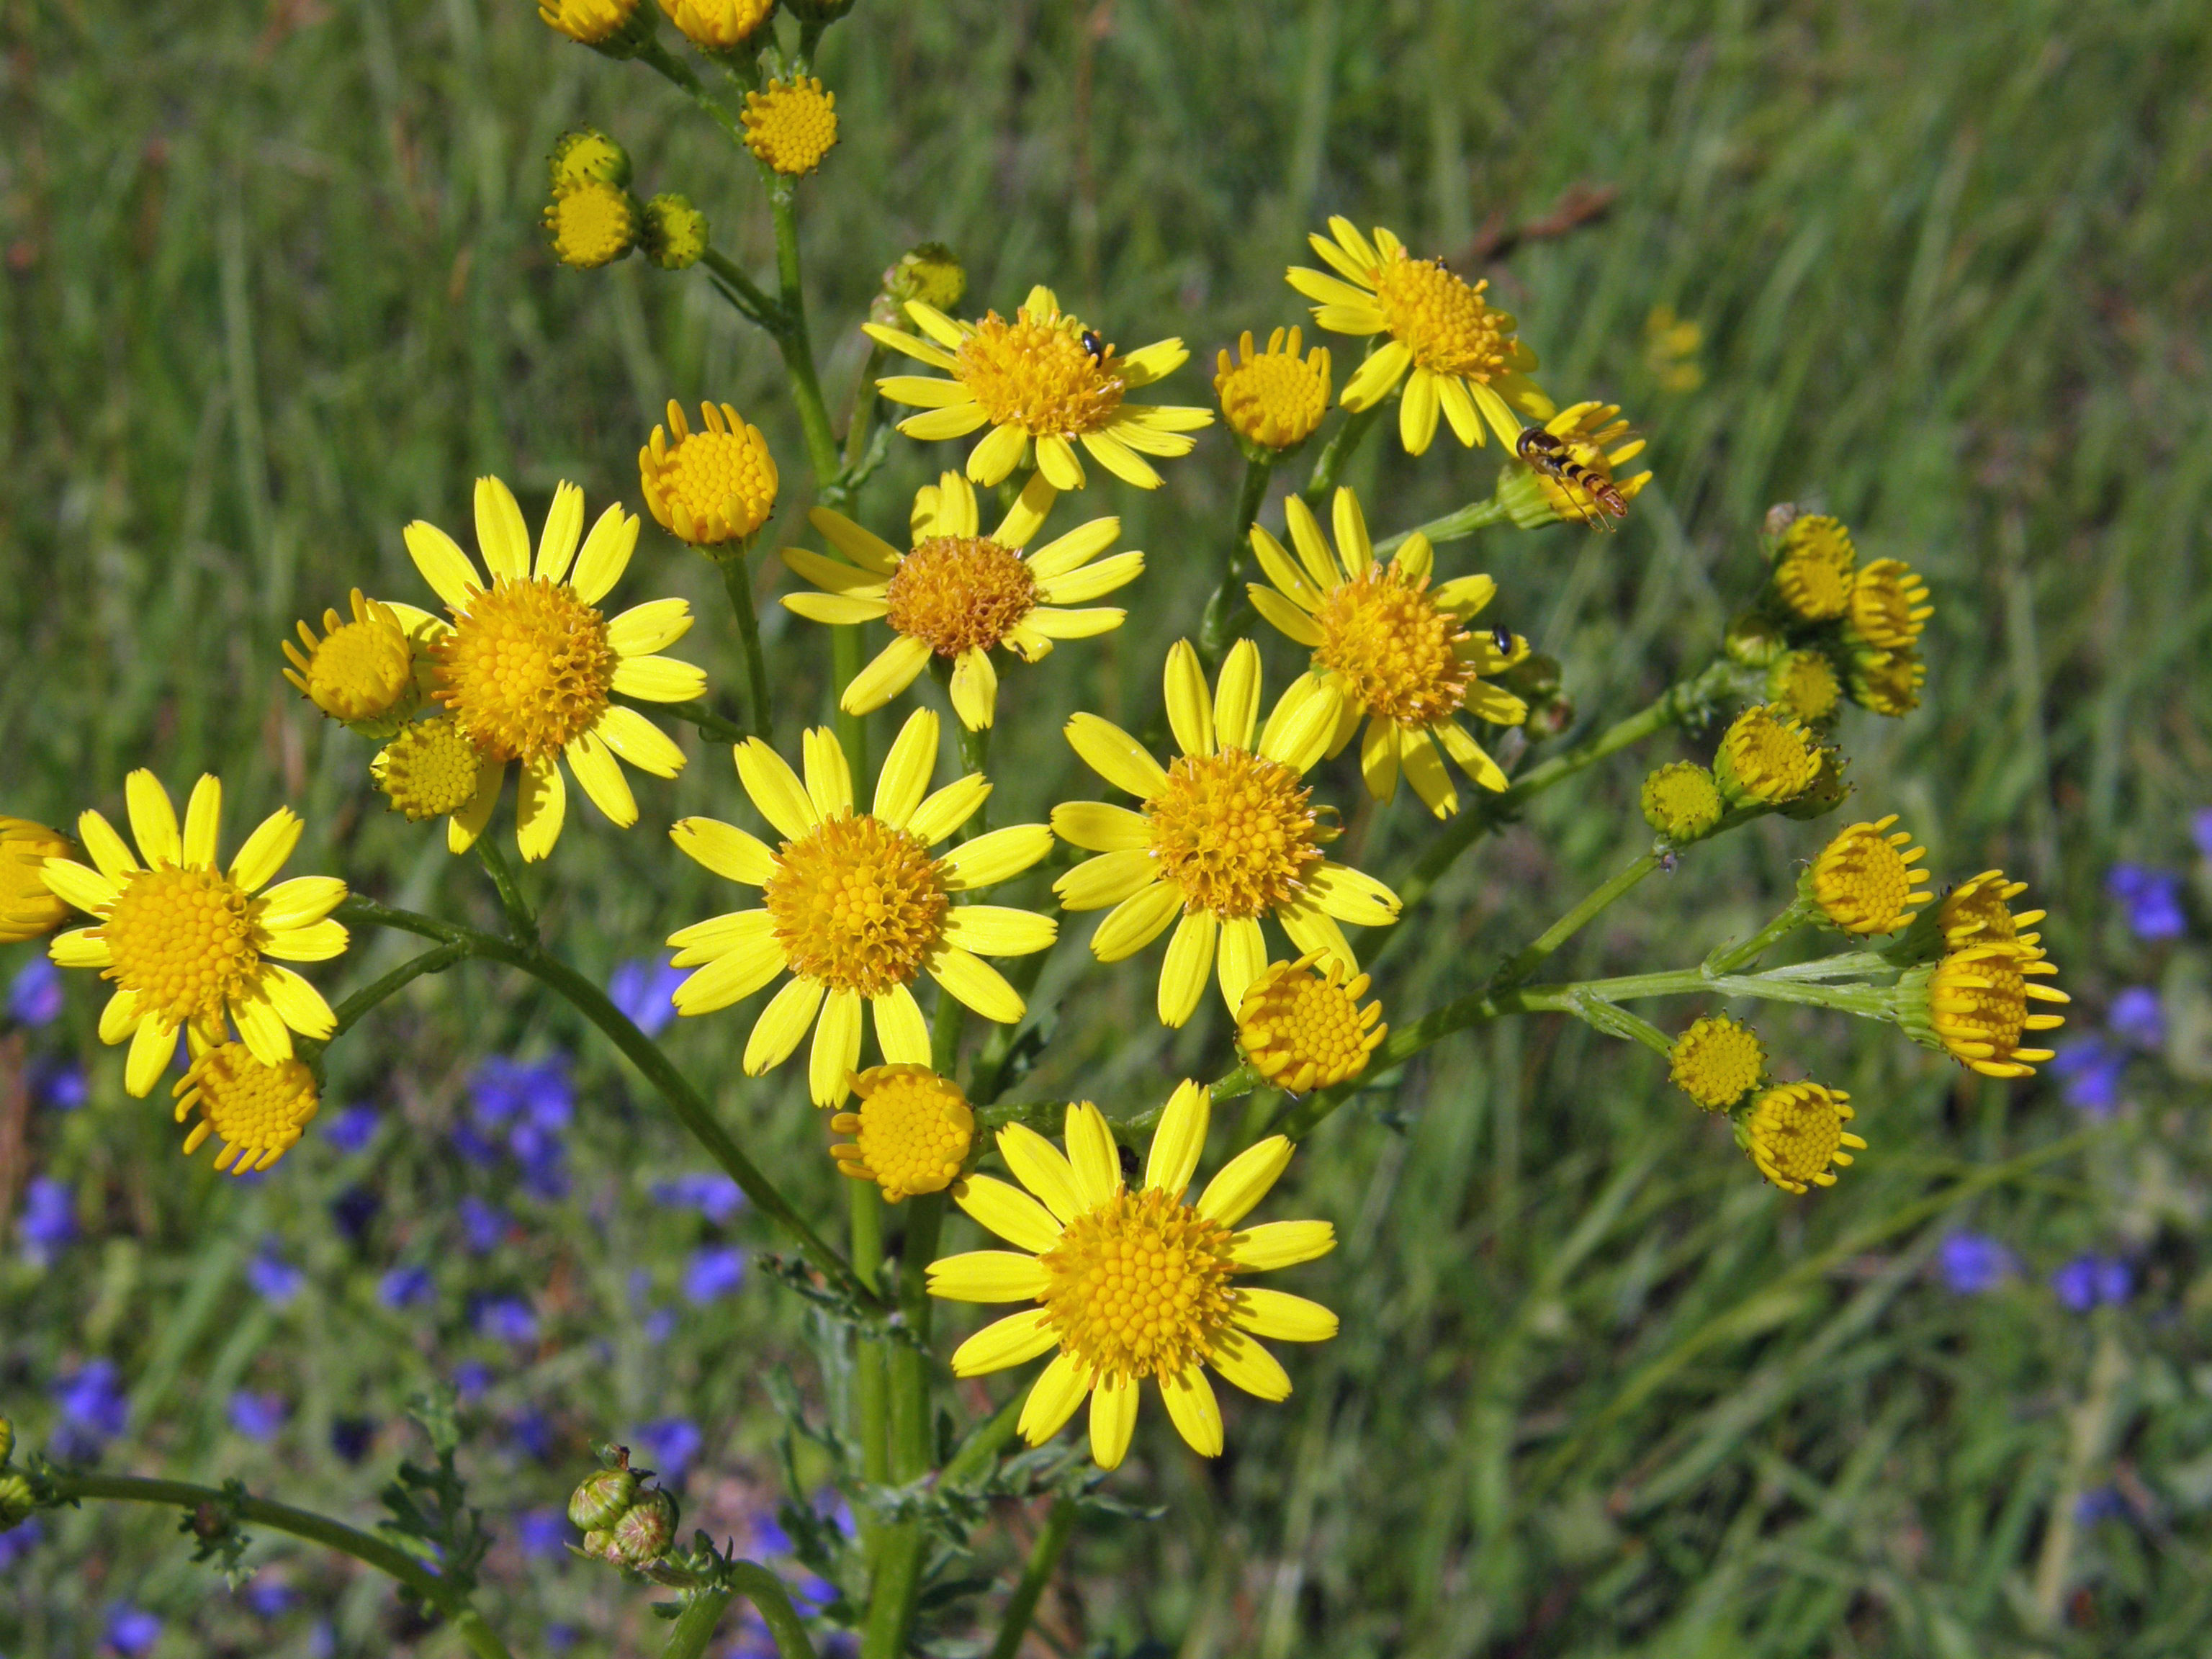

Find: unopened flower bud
568;1465;639;1532
611;1485;678;1564
872;243;966;327
1722;608;1789;670
641;194;710;270
0;1473;32;1532
550;128;632;192
577;1527;623;1561
539;0;657;56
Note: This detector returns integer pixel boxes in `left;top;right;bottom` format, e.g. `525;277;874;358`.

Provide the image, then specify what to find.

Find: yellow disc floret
1846;645;1925;718
884;536;1038;657
1215;328;1331;451
1370;252;1518;381
1040;1184;1240;1382
1713;704;1821;806
433;578;615;764
831;1065;974;1201
1;818;76;944
1640;762;1725;841
1809;815;1931;935
283;590;419;732
1938;869;2046;960
657;0;772;50
1743;1082;1863;1193
1848;558;1932;653
372;718;484;823
174;1041;320;1175
742;77;840;176
102;865;261;1028
1925;944;2067;1077
1146;750;1324;920
539;0;645;45
1771;515;1856;621
763;815;949;997
1669;1014;1765;1110
956;304;1126;439
639;401;781;549
1236;952;1386;1093
1310;565;1474;729
544;179;637;269
1767;649;1840;724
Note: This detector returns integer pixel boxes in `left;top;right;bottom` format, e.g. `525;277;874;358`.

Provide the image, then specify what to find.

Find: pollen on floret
831;1066;974;1201
1713;704;1820;806
1771;515;1856;621
1767;648;1840;724
1370;252;1519;380
99;866;262;1026
1310;566;1475;729
742;77;840;177
639;401;780;549
1847;557;1933;653
1146;750;1326;920
1039;1184;1240;1381
763;816;949;997
1215;328;1331;451
1924;943;2067;1078
174;1040;321;1174
432;578;615;764
1741;1082;1863;1193
1809;815;1931;935
886;537;1038;657
1848;644;1925;717
1669;1014;1765;1110
283;590;418;732
956;303;1126;437
1640;761;1724;841
372;717;483;822
544;179;638;269
1236;952;1385;1093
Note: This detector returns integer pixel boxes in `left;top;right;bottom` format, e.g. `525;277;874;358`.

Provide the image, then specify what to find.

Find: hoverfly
1514;426;1629;531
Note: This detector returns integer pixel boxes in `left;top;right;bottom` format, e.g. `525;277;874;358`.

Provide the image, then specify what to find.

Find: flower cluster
1725;508;1934;721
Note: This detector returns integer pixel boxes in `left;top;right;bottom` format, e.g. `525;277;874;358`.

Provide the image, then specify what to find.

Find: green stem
629;696;747;745
472;838;537;946
660;1590;735;1659
727;1562;822;1659
719;550;775;741
638;37;752;153
766;183;842;492
989;1496;1079;1659
1703;899;1812;977
943;1391;1027;1484
1300;402;1383;505
699;248;782;331
1197;453;1277;670
832;623;869;785
1489;852;1660;989
331;896;875;1309
320;942;469;1046
45;1473;509;1657
849;1179;890;1503
1372;493;1513;557
867;1188;946;1659
842;343;890;475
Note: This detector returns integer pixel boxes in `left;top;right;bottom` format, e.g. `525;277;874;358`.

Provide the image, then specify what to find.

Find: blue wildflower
228;1391;289;1442
246;1578;294;1617
330;1186;382;1241
9;956;62;1025
2050;1038;2126;1118
1938;1231;2015;1294
104;1603;163;1656
246;1241;304;1305
470;1056;574;1131
610;957;685;1038
32;1058;87;1109
683;1245;747;1305
2108;864;2187;941
651;1172;747;1223
330;1416;376;1464
2193;809;2212;861
2052;1254;2132;1313
516;1507;570;1557
0;1517;40;1566
2109;986;2164;1050
546;1626;580;1655
450;1122;503;1168
473;1295;539;1345
631;1417;703;1484
52;1359;130;1460
19;1176;75;1266
459;1196;508;1254
2076;1486;2128;1524
644;1308;676;1344
508;1409;555;1462
323;1105;381;1154
379;1265;436;1310
453;1361;494;1401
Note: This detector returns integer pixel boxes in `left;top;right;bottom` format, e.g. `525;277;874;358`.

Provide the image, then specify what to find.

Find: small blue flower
228;1391;289;1442
2109;986;2165;1051
323;1105;381;1154
751;1511;793;1557
473;1295;539;1345
2108;864;2188;941
330;1186;382;1241
2051;1254;2133;1313
32;1058;87;1109
609;957;685;1038
53;1359;130;1449
19;1175;75;1265
546;1625;580;1655
516;1507;571;1557
1938;1232;2015;1295
0;1516;41;1567
9;956;63;1026
683;1245;747;1305
245;1578;294;1618
246;1241;304;1306
2193;809;2212;861
471;1056;574;1131
450;1122;503;1168
508;1409;555;1462
308;1619;337;1659
631;1416;703;1485
379;1265;436;1310
644;1308;676;1344
453;1361;494;1401
104;1602;163;1656
2050;1038;2126;1118
459;1196;508;1255
651;1172;748;1223
2076;1486;2128;1524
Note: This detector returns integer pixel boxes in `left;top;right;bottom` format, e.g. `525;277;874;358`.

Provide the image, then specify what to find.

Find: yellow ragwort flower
830;1064;974;1202
174;1036;320;1176
657;0;771;50
1772;516;1856;622
386;477;701;862
1712;703;1821;807
544;179;639;269
1235;953;1385;1093
371;717;484;824
1498;402;1653;530
549;129;631;192
783;472;1140;732
742;77;839;176
1669;1014;1765;1110
1287;217;1550;455
1847;557;1932;653
865;284;1213;493
1809;815;1931;935
1246;489;1526;819
932;1083;1337;1471
1053;640;1400;1028
1;818;76;944
42;772;346;1097
1847;645;1925;717
1923;944;2067;1078
282;589;426;736
1640;762;1724;842
1938;869;2047;961
539;0;648;47
1214;328;1331;452
1742;1082;1864;1193
1766;649;1840;724
639;401;781;549
666;709;1056;1106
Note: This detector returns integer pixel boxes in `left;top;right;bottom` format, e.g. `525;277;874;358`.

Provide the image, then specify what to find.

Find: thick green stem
842;343;890;473
832;623;869;785
698;248;782;330
989;1496;1080;1659
1373;493;1513;557
719;550;775;740
867;1187;946;1659
1197;453;1277;669
1704;899;1812;977
943;1391;1027;1483
661;1590;735;1659
1490;852;1660;988
728;1562;822;1659
848;1177;890;1498
320;942;469;1046
767;184;842;491
46;1473;510;1658
1300;402;1383;505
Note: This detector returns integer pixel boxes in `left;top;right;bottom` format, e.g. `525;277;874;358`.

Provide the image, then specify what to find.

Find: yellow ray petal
1088;878;1183;961
514;755;566;862
1228;1219;1336;1272
950;1308;1061;1377
1162;640;1215;758
448;760;503;854
991;470;1057;547
1160;1362;1223;1457
1305;862;1401;927
474;476;532;582
672;936;785;1015
908;774;992;846
75;811;137;884
1217;917;1267;1014
939;824;1054;891
1032;433;1087;492
1256;674;1342;773
1064;1101;1121;1209
606;597;695;657
261;919;349;963
41;859;120;917
1064;714;1169;799
1089;1372;1139;1470
871;983;933;1066
535;480;585;582
842;633;934;715
955;1175;1064;1254
1049;802;1149;853
1025;517;1121;580
734;739;819;841
801;727;855;821
594;706;688;779
808;506;904;575
1054;849;1158;912
672;817;778;885
609;655;707;703
124;1012;179;1097
949;647;998;730
405;518;483;609
1033;551;1143;606
926;945;1025;1024
1249;525;1323;611
181;775;223;868
940;906;1058;956
125;770;181;868
1248;584;1324;647
570;503;639;604
1017;1352;1092;1445
1197;1136;1292;1226
667;907;777;965
809;987;865;1105
230;808;302;893
1158;910;1217;1028
927;1250;1052;1303
997;1123;1087;1222
565;732;638;828
744;974;826;1074
1231;1287;1339;1342
1145;1079;1210;1202
49;927;112;969
1208;1328;1291;1402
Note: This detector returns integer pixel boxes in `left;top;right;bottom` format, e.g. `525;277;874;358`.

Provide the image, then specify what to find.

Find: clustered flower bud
0;818;75;944
567;1447;678;1568
1744;503;1930;720
641;194;710;270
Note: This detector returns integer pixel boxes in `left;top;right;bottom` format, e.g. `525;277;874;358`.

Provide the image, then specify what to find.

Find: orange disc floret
639;401;780;549
1236;952;1385;1092
832;1066;974;1201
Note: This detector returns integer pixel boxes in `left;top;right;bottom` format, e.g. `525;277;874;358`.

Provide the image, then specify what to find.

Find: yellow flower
1287;217;1551;455
1052;639;1399;1028
549;129;631;192
41;772;347;1097
386;477;701;862
1742;1082;1864;1193
539;0;649;48
1847;645;1925;717
1214;328;1331;452
865;285;1213;493
544;179;638;269
1809;816;1930;935
1669;1015;1765;1110
173;1036;320;1176
1771;516;1855;621
1938;869;2046;961
282;589;424;736
666;709;1056;1106
640;194;709;270
1644;305;1704;393
1;819;76;945
1922;945;2067;1078
1639;762;1723;842
639;401;781;549
742;76;839;176
1846;557;1932;653
1235;953;1385;1093
1766;649;1840;724
782;472;1140;732
830;1065;974;1202
371;717;484;824
657;0;771;50
1245;489;1525;818
931;1082;1337;1471
1712;703;1820;806
1497;402;1653;530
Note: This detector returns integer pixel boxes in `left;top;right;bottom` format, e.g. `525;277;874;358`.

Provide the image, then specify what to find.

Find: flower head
1639;763;1723;842
830;1065;975;1202
1766;649;1840;724
1938;1232;2015;1295
2051;1255;2131;1313
1215;328;1331;452
2105;863;2187;941
658;0;772;49
1668;1014;1764;1110
1809;815;1931;935
371;717;484;824
1;818;75;944
932;1083;1336;1470
667;709;1057;1105
282;590;423;735
174;1038;321;1174
544;179;638;269
742;77;839;176
1919;943;2068;1078
1236;953;1385;1093
1053;640;1398;1027
1497;402;1653;530
539;0;652;50
1846;644;1924;717
2051;1038;2126;1118
866;285;1212;492
639;401;780;549
1741;1082;1863;1193
1287;218;1550;455
41;772;346;1097
1712;704;1820;806
388;477;700;861
783;472;1139;731
1938;869;2047;960
1846;558;1932;652
1771;516;1855;621
1247;489;1525;818
640;194;709;269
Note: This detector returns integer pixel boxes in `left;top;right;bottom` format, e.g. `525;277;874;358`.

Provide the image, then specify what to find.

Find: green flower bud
641;194;710;271
549;127;632;192
1722;608;1789;670
611;1486;678;1565
577;1527;624;1561
1776;746;1853;821
1766;648;1841;726
872;242;966;326
0;1473;32;1533
568;1465;639;1532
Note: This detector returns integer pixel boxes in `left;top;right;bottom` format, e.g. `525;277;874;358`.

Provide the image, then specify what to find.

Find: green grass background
4;0;2212;1653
